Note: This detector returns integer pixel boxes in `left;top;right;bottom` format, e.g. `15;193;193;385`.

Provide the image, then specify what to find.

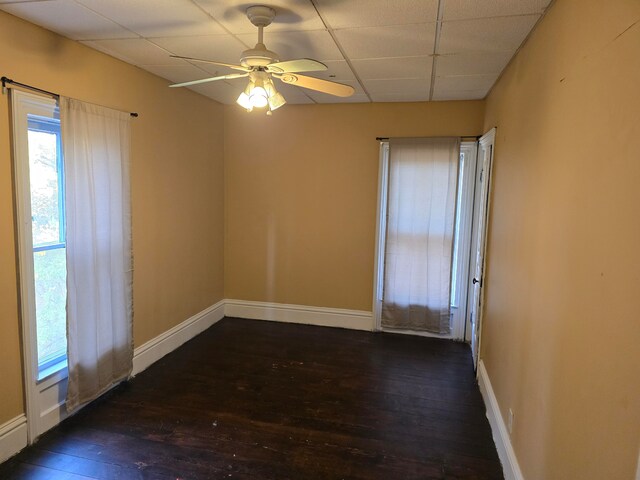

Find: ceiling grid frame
0;0;552;105
309;0;372;103
429;0;445;101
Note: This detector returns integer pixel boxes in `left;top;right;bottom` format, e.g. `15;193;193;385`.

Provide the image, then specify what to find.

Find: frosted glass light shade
249;86;268;108
236;92;253;111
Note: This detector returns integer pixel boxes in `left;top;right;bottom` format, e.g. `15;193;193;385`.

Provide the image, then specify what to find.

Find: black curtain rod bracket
2;76;139;117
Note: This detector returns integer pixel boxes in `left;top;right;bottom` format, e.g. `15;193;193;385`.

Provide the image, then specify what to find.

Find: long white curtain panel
61;98;133;412
382;137;460;334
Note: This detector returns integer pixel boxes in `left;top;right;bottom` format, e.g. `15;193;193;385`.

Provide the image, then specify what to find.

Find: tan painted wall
0;12;225;424
481;0;640;478
224;102;484;312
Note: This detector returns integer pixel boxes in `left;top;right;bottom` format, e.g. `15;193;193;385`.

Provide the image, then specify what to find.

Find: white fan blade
170;55;250;72
276;74;355;97
267;58;327;73
169;73;248;88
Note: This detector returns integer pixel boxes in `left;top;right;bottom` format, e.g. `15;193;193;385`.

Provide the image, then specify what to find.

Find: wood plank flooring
0;318;503;479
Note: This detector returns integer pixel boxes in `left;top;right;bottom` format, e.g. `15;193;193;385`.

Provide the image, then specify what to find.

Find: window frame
12;90;68;390
26;114;68;376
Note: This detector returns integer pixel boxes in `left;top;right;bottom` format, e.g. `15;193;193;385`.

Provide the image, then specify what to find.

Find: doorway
373;129;495;356
466;128;496;367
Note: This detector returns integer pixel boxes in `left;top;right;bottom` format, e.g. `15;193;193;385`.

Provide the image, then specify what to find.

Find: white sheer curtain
61;98;133;412
382;137;460;334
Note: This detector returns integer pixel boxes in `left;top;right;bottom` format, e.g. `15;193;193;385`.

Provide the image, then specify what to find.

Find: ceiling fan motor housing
246;5;276;27
241;42;280;68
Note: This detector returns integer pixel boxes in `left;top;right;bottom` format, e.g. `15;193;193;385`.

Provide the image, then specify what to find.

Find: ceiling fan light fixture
249;85;269;108
268;91;286;111
236;91;253;111
264;77;286;111
236;81;254;111
169;5;353;110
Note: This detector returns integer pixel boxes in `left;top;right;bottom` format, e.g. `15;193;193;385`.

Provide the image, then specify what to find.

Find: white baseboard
132;300;225;376
477;360;524;480
224;299;373;331
0;414;27;463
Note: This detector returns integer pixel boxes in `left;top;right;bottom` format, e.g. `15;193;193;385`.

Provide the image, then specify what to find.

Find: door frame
372;139;473;340
466;127;496;368
450;141;479;340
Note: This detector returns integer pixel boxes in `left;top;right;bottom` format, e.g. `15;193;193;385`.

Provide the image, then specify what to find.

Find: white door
466;128;495;368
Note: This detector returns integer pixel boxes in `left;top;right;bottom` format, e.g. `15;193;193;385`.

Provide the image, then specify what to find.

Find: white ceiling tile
303;61;356;82
305;92;370;104
315;0;439;28
192;0;324;34
439;15;540;54
76;0;226;37
436;52;513;76
431;89;488;101
188;80;242;104
363;78;429;95
443;0;551;21
281;96;315;105
139;64;212;85
194;61;243;77
352;56;432;80
0;0;136;40
149;35;247;65
81;39;181;66
370;92;430;102
435;73;498;92
236;30;343;62
335;23;436;59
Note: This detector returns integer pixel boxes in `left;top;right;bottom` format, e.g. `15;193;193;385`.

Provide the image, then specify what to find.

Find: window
13;91;67;381
450;150;466;307
28;114;68;378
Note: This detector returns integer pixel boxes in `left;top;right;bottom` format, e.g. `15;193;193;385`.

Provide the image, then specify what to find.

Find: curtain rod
376;135;481;141
1;77;139;117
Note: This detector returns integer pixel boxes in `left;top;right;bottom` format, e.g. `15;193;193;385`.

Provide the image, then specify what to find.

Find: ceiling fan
168;5;355;113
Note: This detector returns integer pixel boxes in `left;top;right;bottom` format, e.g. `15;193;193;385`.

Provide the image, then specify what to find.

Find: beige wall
0;12;225;424
481;0;640;478
224;102;484;312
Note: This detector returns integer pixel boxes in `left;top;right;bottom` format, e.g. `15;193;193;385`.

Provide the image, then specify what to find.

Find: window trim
11;90;69;442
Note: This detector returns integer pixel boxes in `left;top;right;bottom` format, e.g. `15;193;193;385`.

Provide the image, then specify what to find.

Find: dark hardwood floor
0;318;503;479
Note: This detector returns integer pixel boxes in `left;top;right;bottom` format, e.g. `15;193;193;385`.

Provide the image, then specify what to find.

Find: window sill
37;359;68;388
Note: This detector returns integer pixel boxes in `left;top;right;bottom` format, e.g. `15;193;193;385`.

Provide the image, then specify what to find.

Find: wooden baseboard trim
132;300;225;376
224;299;373;331
477;360;524;480
0;414;27;463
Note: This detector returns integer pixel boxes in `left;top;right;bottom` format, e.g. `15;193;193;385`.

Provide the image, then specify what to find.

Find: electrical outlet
507;408;514;434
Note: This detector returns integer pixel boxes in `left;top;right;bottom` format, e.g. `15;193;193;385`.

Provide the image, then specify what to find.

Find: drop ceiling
0;0;552;105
